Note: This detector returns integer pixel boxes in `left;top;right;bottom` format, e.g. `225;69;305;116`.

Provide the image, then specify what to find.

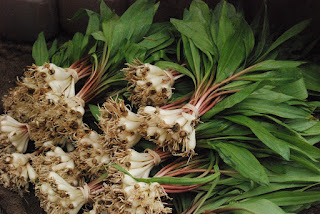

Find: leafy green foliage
32;32;49;65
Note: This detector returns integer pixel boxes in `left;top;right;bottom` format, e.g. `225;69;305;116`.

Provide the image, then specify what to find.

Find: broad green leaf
155;61;196;85
196;119;233;137
301;121;320;136
91;31;107;42
111;0;159;55
231;98;311;119
211;1;237;52
125;43;147;63
210;141;269;185
188;0;211;25
290;154;320;174
89;104;100;121
71;32;84;62
209;199;285;214
250;88;294;104
48;39;58;57
301;64;320;92
250;60;305;72
102;16;118;47
285;119;318;132
224;115;290;160
215;28;246;83
267;162;320;183
235;183;305;201
202;81;263;119
99;0;116;21
273;131;320;160
273;78;308;100
240;71;302;88
256;19;311;62
86;13;100;35
139;31;171;50
32;32;49;65
256;191;320;206
171;19;215;55
250;3;269;62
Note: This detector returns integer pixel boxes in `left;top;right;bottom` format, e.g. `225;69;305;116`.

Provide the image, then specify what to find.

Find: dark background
0;0;319;213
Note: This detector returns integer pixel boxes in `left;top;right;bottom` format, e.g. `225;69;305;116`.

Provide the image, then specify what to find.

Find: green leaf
211;1;237;52
102;16;118;47
71;32;84;62
235;183;305;201
99;0;117;21
250;4;269;62
209;199;285;214
301;64;320;92
210;141;269;185
256;19;311;62
250;60;305;72
32;32;49;65
125;43;147;63
273;78;308;100
89;104;100;121
224;115;290;160
301;121;320;136
48;39;58;57
91;31;107;42
215;28;246;83
285;119;318;132
139;31;171;50
155;61;196;85
86;13;100;35
111;0;159;55
171;19;215;55
202;81;263;119
256;191;320;206
231;98;311;119
250;88;294;104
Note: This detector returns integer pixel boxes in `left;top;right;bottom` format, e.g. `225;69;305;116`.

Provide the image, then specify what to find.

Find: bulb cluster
2;64;86;149
121;175;171;213
25;63;78;97
32;146;81;186
139;106;198;156
119;149;161;179
0;115;29;153
99;98;142;151
73;131;111;179
124;61;174;107
36;172;86;214
0;153;36;192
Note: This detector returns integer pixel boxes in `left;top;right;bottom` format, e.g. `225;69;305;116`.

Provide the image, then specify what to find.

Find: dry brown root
123;60;174;107
73;130;111;179
0;115;29;153
0;153;36;193
27;92;87;148
35;172;86;214
2;84;47;124
90;167;171;214
99;98;142;150
3;85;87;149
138;106;198;157
31;146;82;187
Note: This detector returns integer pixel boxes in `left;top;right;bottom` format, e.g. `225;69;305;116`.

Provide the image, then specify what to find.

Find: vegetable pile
1;0;320;213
